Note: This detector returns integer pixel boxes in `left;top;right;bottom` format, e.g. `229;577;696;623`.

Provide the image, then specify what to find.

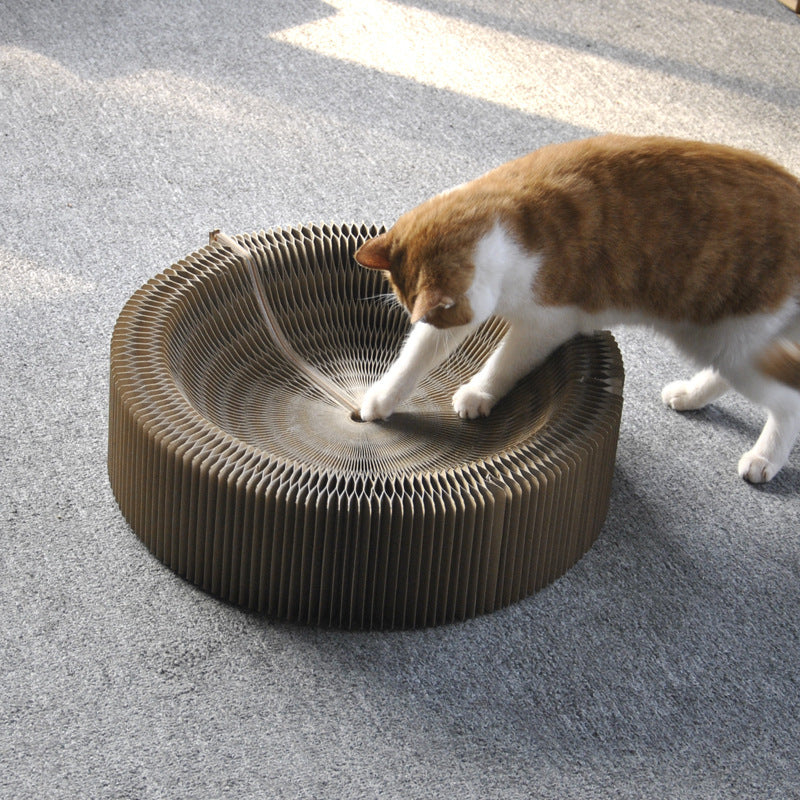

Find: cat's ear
355;235;392;271
410;288;456;324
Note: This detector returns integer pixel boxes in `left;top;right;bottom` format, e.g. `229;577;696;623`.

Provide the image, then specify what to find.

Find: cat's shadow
677;404;799;495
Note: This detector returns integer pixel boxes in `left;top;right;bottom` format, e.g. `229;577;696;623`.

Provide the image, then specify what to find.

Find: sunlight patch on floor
269;0;792;149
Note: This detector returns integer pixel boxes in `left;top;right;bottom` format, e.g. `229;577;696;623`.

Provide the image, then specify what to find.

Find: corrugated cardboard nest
108;224;624;629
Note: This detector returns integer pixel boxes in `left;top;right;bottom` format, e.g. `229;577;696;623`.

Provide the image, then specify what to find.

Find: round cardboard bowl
108;224;624;629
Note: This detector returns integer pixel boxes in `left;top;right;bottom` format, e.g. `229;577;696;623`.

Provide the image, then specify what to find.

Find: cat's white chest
468;223;544;323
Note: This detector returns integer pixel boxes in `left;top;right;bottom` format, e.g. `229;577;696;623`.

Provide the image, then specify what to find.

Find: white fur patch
468;223;544;323
655;300;799;374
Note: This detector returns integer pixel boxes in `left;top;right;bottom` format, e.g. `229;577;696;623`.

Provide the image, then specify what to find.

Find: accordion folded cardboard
108;224;624;629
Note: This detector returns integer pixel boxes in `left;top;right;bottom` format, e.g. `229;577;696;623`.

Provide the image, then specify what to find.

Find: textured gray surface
2;1;799;798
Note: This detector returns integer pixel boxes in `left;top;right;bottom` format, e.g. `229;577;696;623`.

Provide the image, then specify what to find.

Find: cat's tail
757;339;800;390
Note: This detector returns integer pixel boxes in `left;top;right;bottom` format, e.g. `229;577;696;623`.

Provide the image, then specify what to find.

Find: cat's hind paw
453;384;496;419
661;379;705;411
661;369;728;412
738;451;780;483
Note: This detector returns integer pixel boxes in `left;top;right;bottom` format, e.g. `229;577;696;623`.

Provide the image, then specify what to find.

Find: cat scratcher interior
108;224;624;629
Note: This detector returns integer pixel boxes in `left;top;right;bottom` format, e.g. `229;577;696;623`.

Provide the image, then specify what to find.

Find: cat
354;134;800;483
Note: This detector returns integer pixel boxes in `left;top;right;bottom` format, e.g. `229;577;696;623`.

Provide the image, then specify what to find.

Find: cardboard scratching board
108;224;624;629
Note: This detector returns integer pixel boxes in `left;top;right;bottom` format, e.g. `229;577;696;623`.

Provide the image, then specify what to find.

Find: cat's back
495;134;800;202
497;135;800;322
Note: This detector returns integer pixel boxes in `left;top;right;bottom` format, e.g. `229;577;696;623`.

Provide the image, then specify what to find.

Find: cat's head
355;203;479;328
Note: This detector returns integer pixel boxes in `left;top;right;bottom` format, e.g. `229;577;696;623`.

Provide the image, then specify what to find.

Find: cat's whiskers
429;326;469;387
364;291;402;309
437;328;461;360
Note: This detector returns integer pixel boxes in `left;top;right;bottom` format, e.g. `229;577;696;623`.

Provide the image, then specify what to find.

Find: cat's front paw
453;384;496;419
738;450;780;483
360;381;400;422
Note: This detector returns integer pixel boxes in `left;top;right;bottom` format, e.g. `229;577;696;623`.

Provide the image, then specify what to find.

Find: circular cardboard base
108;224;624;629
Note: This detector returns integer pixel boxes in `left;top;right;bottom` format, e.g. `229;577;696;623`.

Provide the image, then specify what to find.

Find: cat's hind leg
733;377;800;483
738;410;800;482
662;366;800;481
661;368;730;411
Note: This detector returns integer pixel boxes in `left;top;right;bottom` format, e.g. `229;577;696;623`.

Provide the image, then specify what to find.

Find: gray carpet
2;1;800;798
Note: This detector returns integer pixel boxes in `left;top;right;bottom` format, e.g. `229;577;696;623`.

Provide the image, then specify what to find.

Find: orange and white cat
355;135;800;483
